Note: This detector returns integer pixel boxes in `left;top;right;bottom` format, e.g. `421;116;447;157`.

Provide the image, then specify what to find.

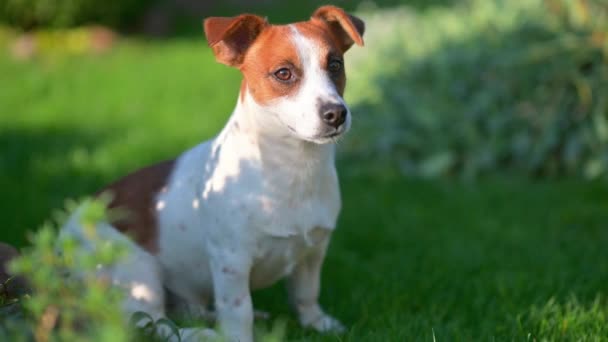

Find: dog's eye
274;68;292;81
328;60;343;73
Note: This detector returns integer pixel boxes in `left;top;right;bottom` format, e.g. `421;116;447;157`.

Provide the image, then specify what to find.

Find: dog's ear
312;5;365;52
204;14;268;66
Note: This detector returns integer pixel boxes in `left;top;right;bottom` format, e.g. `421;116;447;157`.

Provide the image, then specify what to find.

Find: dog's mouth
282;120;348;144
309;125;348;144
322;123;349;138
323;131;342;138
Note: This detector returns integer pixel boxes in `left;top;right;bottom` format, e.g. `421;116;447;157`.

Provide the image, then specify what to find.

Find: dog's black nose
320;103;347;128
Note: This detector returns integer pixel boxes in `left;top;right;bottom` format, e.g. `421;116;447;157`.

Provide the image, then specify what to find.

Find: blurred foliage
0;0;149;30
346;0;608;179
6;26;116;60
0;0;454;33
0;197;130;342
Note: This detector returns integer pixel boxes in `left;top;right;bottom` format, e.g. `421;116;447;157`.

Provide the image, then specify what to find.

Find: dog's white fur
62;11;363;342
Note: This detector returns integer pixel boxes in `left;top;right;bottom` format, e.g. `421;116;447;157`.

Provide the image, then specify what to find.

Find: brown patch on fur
239;14;362;103
97;159;175;254
222;266;237;275
239;25;302;105
204;15;269;66
312;6;365;52
239;79;248;103
293;21;348;96
206;7;364;104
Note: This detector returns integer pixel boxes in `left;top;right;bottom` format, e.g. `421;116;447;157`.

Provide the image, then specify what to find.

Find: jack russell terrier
62;5;364;341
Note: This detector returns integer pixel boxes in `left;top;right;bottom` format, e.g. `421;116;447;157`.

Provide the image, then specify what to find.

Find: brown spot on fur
222;266;237;275
97;159;175;254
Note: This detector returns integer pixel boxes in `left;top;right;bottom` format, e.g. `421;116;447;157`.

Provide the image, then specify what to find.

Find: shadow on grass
0;127;109;246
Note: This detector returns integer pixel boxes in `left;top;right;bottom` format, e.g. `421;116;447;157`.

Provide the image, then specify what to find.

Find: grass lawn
2;36;608;340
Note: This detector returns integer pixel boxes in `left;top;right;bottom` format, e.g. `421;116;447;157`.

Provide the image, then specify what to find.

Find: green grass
2;4;608;340
277;177;608;340
0;39;240;246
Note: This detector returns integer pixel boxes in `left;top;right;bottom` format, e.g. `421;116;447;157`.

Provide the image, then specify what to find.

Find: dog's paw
303;314;346;334
179;327;218;342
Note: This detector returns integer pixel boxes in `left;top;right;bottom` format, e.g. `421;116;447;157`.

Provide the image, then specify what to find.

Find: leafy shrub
0;0;149;30
346;0;608;179
0;197;130;342
0;197;287;341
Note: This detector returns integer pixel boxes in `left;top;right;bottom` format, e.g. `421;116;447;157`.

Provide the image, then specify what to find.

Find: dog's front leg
287;235;345;334
210;255;254;342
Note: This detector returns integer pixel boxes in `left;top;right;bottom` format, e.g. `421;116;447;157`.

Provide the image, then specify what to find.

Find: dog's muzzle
319;103;347;129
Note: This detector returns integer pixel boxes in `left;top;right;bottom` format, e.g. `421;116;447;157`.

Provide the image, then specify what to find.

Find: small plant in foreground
2;197;129;342
0;197;287;342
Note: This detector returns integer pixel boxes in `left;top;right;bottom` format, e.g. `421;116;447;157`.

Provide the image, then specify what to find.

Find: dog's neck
216;89;336;174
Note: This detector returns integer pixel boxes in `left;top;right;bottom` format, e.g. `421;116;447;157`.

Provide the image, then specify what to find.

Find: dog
62;5;364;341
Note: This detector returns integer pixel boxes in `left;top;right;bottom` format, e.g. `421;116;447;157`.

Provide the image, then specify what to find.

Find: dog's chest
207;135;342;236
157;139;341;292
250;226;330;289
246;164;340;288
249;168;340;236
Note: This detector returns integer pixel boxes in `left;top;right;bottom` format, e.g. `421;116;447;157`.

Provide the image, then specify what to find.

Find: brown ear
203;14;268;66
312;5;365;52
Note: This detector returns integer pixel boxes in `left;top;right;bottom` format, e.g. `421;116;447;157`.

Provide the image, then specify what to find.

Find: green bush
0;198;193;342
0;197;287;341
346;0;608;179
0;0;149;29
0;197;130;342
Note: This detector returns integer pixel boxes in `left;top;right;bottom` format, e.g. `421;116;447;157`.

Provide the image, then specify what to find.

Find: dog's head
204;6;364;144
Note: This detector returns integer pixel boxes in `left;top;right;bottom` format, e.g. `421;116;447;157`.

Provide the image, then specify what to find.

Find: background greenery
0;0;148;29
0;0;452;32
1;0;608;340
345;0;608;179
